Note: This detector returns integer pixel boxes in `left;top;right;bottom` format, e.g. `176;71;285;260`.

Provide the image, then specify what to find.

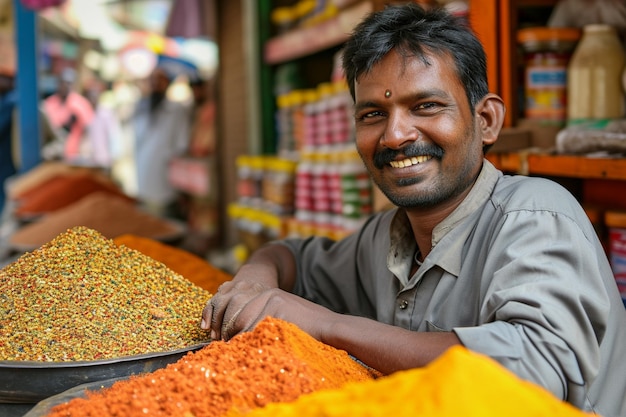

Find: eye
356;110;385;122
415;102;439;111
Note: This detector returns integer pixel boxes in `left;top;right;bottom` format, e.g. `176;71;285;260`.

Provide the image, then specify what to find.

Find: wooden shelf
487;152;626;181
264;0;374;65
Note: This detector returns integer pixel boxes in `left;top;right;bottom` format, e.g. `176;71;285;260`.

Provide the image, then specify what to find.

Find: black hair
342;3;489;112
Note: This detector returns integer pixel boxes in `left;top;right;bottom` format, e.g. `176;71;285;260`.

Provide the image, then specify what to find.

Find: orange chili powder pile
44;317;379;417
114;234;232;294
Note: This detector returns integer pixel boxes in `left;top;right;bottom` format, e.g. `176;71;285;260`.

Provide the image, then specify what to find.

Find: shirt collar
387;160;501;282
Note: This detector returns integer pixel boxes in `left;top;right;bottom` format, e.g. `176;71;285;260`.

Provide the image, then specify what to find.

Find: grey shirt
280;160;626;416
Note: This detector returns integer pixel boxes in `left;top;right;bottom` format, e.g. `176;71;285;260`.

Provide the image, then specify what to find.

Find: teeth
390;155;431;168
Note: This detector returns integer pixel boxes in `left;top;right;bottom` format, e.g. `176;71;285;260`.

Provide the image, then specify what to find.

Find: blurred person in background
42;67;94;162
84;78;122;170
131;56;192;218
188;75;216;157
0;71;16;214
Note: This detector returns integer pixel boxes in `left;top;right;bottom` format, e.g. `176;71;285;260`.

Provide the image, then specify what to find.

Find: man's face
150;69;171;94
353;49;485;209
57;80;71;99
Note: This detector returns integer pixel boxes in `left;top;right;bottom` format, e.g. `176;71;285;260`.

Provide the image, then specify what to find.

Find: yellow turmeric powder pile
114;234;232;294
226;345;595;417
44;317;378;417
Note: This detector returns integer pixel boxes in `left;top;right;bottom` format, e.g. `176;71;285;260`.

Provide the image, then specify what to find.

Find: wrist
236;261;280;287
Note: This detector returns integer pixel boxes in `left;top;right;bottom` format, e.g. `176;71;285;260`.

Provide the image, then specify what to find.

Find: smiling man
202;4;626;416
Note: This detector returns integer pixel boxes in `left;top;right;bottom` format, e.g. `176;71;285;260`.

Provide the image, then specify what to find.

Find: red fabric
20;0;66;10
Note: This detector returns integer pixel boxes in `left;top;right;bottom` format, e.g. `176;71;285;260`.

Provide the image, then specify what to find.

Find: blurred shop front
1;0;224;265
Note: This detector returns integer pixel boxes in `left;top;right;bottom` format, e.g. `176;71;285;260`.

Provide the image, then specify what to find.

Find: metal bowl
0;343;208;404
23;377;123;417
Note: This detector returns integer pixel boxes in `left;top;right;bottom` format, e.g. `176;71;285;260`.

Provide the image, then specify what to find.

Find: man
42;67;94;161
202;4;626;416
132;57;192;217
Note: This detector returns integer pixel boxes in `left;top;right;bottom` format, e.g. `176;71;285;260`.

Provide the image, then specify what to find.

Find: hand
201;280;334;341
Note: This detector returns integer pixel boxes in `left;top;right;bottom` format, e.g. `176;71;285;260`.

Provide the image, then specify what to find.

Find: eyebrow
353;100;382;113
354;89;451;113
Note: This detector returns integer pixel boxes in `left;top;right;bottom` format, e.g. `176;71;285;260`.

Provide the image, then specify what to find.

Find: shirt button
398;300;408;309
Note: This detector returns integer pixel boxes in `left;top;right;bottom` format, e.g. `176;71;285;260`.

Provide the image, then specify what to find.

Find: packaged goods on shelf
293;146;372;239
236;155;265;208
270;0;340;34
262;157;298;216
242;72;370;244
231;149;371;246
237;155;297;215
605;210;626;307
270;6;298;34
228;203;286;253
517;27;581;125
275;80;354;156
301;89;319;150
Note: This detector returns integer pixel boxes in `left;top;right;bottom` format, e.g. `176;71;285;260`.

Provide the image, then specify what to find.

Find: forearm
322;314;461;375
236;242;298;291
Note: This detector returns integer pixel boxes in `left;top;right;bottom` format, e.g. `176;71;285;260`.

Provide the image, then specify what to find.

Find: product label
527;67;567;87
525;67;568;120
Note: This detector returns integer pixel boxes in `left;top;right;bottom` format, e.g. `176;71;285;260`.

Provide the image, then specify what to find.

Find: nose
381;110;419;149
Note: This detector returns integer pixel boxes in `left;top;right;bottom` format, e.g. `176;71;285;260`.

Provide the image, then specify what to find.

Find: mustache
373;143;444;169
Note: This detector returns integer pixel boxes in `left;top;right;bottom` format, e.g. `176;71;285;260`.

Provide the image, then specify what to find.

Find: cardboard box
516;118;564;150
491;127;532;153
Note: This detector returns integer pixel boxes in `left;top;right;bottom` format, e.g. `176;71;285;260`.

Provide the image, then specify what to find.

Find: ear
475;93;505;147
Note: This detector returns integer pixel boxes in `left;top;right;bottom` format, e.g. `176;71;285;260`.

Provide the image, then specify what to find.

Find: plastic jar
294;151;314;221
567;24;626;123
517;27;581;125
263;157;296;215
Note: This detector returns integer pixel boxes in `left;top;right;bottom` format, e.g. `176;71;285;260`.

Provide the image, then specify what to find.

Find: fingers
200;281;233;337
221;304;244;340
199;281;280;341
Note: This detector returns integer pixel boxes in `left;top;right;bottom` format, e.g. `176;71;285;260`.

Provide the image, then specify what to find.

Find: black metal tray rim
0;342;209;369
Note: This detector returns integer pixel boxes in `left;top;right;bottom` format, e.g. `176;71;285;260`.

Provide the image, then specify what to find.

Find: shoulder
492;174;580;212
487;174;598;239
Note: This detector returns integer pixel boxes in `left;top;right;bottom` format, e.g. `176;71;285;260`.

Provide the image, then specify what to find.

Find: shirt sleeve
277;211;395;318
453;206;610;402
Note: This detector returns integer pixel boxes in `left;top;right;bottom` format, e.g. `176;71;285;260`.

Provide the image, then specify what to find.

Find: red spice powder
14;172;132;218
45;317;379;417
10;193;180;249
